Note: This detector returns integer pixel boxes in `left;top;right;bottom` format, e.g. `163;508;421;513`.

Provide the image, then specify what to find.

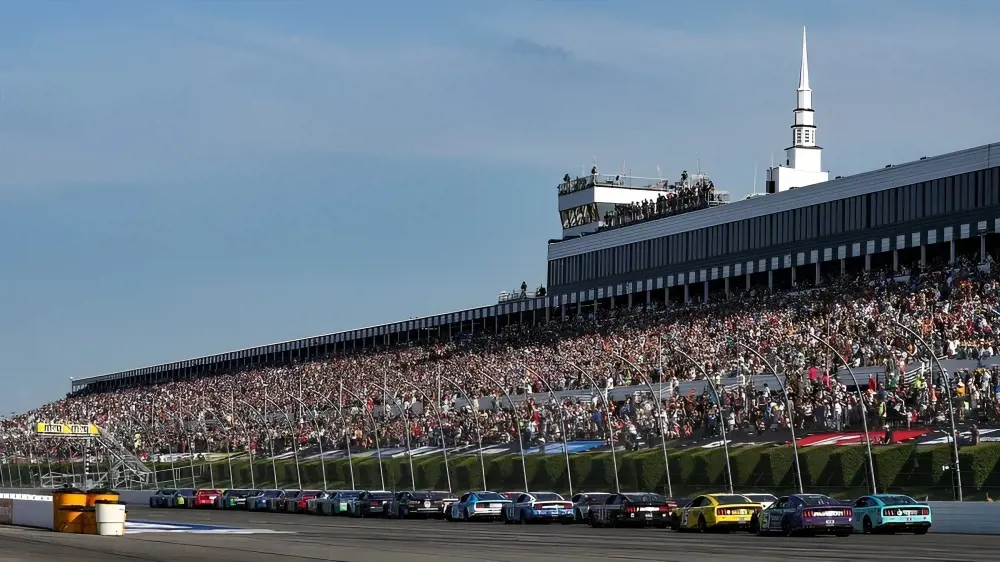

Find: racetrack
3;505;994;562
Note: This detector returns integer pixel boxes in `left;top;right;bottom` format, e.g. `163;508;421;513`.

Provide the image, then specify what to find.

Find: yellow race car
673;493;762;532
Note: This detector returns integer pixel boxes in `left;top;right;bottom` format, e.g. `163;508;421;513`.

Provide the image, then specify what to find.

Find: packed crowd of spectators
4;257;1000;466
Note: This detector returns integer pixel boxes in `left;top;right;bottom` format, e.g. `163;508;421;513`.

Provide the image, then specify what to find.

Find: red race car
194;489;223;508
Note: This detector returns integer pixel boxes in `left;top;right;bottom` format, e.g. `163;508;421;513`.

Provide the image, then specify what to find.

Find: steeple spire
798;26;810;91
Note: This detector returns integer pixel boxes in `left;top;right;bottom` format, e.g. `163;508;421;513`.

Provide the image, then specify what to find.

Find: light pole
522;363;573;497
665;344;734;494
340;386;386;490
474;369;529;493
564;361;620;494
732;341;804;494
616;352;674;497
289;395;328;491
893;320;962;501
805;331;877;495
440;375;487;490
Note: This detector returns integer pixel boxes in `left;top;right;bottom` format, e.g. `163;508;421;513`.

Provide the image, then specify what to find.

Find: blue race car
448;491;511;522
503;492;575;524
246;489;283;511
851;494;931;534
169;488;197;508
752;493;852;536
148;489;177;508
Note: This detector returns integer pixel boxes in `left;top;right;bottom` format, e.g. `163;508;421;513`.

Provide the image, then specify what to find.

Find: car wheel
781;517;793;537
149;498;155;508
589;514;601;528
464;507;472;522
749;515;760;535
697;515;708;533
863;516;873;534
609;514;618;528
574;508;582;522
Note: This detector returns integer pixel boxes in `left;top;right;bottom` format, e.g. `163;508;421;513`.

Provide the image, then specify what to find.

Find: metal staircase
94;425;152;489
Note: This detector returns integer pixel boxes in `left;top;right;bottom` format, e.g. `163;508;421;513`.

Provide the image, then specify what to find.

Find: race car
752;493;852;536
673;493;762;532
193;489;223;508
148;489;177;508
317;490;362;516
852;494;931;534
588;493;674;528
271;490;301;512
216;489;260;509
245;489;283;511
169;489;197;508
287;490;323;514
448;491;511;522
431;491;460;517
386;491;455;518
570;492;611;522
742;493;778;510
502;492;575;524
304;491;331;514
347;491;394;517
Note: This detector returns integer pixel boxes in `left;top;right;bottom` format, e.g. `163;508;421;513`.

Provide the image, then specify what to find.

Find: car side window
571;495;580;503
688;497;704;508
854;498;867;508
459;493;469;503
608;495;620;505
517;495;528;503
789;497;802;508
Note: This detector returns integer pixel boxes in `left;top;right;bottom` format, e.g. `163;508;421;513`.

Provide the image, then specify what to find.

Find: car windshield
263;490;283;498
244;490;261;496
369;492;394;499
712;495;751;504
880;495;917;506
336;491;362;498
284;491;302;498
427;492;453;499
799;495;839;506
476;492;505;501
407;492;432;499
623;493;667;503
533;493;564;501
160;489;177;495
179;489;196;495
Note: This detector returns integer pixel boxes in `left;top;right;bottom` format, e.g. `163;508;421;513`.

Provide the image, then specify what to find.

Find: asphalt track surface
2;506;995;562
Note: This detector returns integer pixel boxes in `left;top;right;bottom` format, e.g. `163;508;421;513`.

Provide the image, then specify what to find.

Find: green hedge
24;443;1000;501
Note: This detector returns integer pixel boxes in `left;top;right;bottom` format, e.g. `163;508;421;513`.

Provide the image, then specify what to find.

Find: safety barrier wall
0;493;55;530
1;489;999;534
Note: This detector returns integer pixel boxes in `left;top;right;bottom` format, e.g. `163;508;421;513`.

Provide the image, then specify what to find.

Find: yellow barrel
81;508;98;535
86;488;120;507
56;506;87;534
52;487;87;531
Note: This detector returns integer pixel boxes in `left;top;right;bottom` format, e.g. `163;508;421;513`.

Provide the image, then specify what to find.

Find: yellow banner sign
35;422;99;436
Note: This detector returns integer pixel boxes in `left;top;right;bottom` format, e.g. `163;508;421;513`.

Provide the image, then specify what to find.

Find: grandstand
4;29;1000;492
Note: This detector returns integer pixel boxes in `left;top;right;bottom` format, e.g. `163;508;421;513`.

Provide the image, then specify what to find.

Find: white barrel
95;503;127;536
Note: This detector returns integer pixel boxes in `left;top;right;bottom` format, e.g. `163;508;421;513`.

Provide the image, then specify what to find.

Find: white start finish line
126;520;291;535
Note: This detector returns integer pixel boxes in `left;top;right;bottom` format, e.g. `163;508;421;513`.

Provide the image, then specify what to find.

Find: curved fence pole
664;344;734;494
616;351;673;498
805;331;877;495
565;361;620;494
893;320;962;501
733;341;804;495
340;386;386;490
375;382;415;490
397;379;452;492
523;363;573;497
474;369;529;493
262;395;302;490
289;395;327;491
440;375;487;490
238;400;278;488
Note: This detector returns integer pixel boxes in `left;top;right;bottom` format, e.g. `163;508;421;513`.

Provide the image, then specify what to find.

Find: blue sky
1;0;999;414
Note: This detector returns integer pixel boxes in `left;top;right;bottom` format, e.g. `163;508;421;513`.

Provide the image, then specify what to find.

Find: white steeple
765;26;829;194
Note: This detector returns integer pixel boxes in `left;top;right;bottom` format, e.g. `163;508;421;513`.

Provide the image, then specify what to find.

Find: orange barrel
52;487;87;531
81;507;98;535
56;506;86;534
85;488;120;507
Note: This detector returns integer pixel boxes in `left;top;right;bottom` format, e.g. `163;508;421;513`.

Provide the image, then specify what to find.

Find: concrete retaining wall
0;493;54;530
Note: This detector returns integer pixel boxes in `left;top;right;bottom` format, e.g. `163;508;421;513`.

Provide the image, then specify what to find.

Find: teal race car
851;494;931;534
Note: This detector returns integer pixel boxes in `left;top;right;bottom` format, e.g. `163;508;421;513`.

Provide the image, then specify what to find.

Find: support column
950;240;956;264
840;258;845;276
791;266;797;287
768;270;773;291
725;278;730;297
815;262;821;285
683;283;690;303
981;234;987;263
920;245;926;266
646;290;651;305
560;304;565;320
627;293;633;308
893;250;899;272
864;254;871;271
745;274;750;291
577;299;582;316
703;281;709;303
